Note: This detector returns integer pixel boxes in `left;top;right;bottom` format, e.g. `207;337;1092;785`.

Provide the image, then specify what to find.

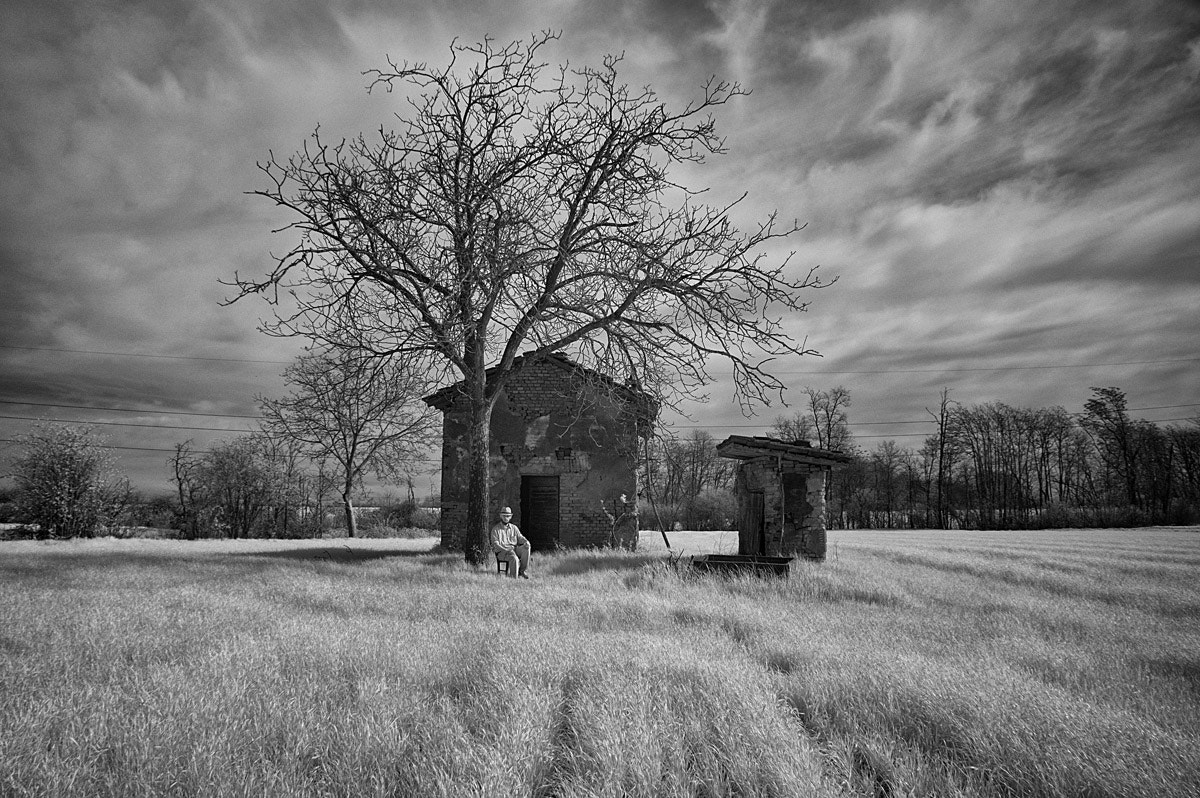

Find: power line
4;395;1195;436
0;344;291;365
0;399;260;419
0;414;256;433
0;438;443;463
771;357;1200;375
0;438;217;455
5;342;1196;374
850;432;930;439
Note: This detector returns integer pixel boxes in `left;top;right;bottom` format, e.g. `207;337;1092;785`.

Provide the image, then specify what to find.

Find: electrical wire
769;356;1200;375
0;399;260;419
5;342;1197;373
0;438;217;455
3;397;1195;431
0;344;291;365
0;414;255;433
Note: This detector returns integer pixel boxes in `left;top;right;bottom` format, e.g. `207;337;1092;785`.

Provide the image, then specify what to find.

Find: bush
645;491;738;531
359;499;417;532
411;506;440;530
688;489;737;530
0;523;38;541
0;487;19;524
356;524;435;539
124;494;177;529
353;499;440;538
10;424;131;539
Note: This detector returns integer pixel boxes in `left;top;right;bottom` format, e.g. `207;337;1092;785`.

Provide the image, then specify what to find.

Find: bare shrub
10;423;131;539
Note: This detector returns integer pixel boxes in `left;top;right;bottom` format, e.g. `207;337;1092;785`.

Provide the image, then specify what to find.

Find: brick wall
435;357;650;550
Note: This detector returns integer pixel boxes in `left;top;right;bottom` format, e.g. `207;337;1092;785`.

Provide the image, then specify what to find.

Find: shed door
740;491;765;556
520;476;560;551
750;491;765;555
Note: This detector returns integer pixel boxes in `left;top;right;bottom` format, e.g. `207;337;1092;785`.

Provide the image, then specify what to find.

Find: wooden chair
495;554;509;575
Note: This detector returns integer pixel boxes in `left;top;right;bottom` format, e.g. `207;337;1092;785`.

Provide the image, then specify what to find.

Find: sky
2;0;1198;494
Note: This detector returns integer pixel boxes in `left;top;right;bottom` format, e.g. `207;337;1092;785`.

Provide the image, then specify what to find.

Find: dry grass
1;528;1197;796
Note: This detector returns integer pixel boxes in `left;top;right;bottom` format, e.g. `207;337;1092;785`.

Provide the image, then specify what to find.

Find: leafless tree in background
170;441;203;539
259;350;435;537
770;386;853;450
769;411;816;444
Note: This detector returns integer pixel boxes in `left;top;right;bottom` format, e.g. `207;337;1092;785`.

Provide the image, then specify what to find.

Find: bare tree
259;350;435;537
195;436;275;539
232;33;828;562
1167;422;1200;511
805;386;854;452
925;388;954;529
869;439;906;523
1081;386;1142;508
770;411;816;444
170;441;203;539
256;427;314;538
641;430;737;529
770;386;853;450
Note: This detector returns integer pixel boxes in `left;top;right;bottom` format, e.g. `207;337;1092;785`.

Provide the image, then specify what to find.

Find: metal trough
691;554;794;577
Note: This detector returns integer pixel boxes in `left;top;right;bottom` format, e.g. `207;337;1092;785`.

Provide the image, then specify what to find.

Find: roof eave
715;435;855;467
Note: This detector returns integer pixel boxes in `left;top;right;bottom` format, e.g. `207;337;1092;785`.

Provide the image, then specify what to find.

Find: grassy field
1;527;1197;797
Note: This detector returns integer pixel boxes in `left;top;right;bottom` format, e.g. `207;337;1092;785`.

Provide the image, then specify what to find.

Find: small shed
424;353;657;551
715;435;854;561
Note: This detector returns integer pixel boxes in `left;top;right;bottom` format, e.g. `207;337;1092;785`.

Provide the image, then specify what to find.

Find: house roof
422;351;657;416
715;435;855;468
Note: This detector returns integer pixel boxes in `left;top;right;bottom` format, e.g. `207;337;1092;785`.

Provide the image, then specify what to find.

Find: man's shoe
520;573;530;579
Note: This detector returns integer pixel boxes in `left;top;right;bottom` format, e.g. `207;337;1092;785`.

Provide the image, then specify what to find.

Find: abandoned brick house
423;353;658;551
715;435;854;560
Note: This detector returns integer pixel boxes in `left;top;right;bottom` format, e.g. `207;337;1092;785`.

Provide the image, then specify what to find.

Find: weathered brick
425;354;656;551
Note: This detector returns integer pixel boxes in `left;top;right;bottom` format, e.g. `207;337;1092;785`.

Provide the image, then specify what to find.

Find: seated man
490;506;531;579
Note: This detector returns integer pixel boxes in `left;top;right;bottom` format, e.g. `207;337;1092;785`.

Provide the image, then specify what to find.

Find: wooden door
740;491;765;556
520;476;560;551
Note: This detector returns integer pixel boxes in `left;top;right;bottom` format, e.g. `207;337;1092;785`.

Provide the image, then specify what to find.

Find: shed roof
422;352;657;417
715;435;855;468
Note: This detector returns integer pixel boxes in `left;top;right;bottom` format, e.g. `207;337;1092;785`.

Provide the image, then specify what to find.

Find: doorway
738;490;766;556
520;475;560;551
748;491;765;555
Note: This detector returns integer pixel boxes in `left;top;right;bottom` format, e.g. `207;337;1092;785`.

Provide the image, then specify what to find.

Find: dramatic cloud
2;0;1198;489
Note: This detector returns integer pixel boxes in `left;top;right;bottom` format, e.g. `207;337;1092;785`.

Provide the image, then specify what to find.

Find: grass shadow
235;544;441;564
0;552;233;580
541;552;666;576
1143;656;1200;692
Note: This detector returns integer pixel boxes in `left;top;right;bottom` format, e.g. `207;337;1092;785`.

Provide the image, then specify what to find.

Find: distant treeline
167;435;437;540
6;386;1195;539
641;386;1200;531
0;428;436;540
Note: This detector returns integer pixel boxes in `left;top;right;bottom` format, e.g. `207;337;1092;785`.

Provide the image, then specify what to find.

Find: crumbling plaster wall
734;457;828;559
437;360;642;550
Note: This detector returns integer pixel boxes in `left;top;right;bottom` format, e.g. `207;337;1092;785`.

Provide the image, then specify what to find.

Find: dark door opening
749;491;765;555
520;476;560;551
739;491;765;556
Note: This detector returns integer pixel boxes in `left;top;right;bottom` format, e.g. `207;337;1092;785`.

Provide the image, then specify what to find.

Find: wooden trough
690;554;794;578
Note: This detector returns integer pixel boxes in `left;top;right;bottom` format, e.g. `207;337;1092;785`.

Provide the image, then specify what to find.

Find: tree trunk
934;390;950;530
465;396;492;565
343;490;357;538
